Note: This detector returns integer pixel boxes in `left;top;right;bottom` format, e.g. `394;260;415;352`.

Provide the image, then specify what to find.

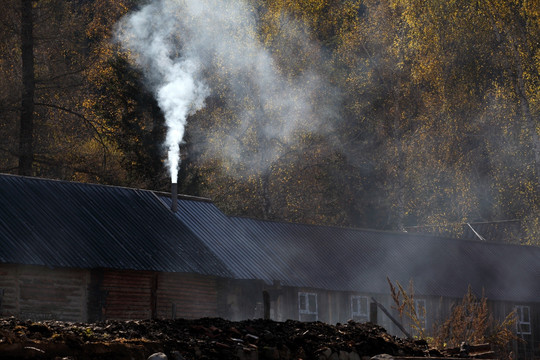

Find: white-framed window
298;292;318;321
515;305;531;334
415;299;427;329
351;295;369;322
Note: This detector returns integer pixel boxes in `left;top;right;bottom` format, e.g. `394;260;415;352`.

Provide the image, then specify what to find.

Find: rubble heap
0;317;472;359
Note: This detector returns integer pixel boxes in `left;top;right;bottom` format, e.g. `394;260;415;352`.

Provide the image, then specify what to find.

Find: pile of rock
0;317;480;359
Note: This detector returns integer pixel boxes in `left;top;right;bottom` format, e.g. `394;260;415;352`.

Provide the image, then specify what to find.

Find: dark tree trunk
392;79;406;231
18;0;35;176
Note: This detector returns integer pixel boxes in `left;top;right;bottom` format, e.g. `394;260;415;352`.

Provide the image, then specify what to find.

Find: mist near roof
114;0;338;182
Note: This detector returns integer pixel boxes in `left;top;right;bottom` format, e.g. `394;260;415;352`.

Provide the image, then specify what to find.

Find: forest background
1;0;538;243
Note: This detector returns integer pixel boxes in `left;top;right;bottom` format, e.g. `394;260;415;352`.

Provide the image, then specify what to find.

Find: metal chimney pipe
171;183;178;212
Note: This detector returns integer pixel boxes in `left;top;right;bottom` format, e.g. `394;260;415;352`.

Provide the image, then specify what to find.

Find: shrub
388;279;519;359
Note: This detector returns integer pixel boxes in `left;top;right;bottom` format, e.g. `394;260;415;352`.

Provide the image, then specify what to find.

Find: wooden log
371;297;412;339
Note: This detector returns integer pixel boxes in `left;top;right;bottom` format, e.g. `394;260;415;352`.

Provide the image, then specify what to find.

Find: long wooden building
1;174;539;358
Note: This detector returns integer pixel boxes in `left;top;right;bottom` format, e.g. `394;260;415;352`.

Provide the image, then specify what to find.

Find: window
516;305;531;334
298;292;318;321
351;296;369;322
415;299;427;330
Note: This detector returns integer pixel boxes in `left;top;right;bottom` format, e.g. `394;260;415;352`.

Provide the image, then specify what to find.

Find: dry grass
387;278;426;339
388;279;519;359
432;286;519;358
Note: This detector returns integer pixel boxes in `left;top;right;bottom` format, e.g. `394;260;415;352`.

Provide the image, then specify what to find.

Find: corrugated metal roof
0;174;232;277
222;217;540;302
3;174;539;303
159;195;273;281
406;220;523;243
160;189;540;302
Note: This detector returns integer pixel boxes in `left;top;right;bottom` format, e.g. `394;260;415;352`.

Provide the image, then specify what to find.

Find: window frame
515;305;531;335
350;295;369;322
298;292;318;321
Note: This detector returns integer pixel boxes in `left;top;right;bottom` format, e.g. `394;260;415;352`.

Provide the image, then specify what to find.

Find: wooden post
371;297;412;339
0;288;4;315
263;291;270;320
151;274;158;319
369;300;378;324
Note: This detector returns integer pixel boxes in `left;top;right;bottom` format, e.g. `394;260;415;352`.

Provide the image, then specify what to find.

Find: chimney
171;183;178;212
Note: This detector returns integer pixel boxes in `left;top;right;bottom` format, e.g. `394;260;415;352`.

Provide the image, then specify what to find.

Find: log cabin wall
373;294;475;339
0;264;88;322
369;294;540;359
314;289;352;324
99;269;224;321
219;279;266;321
0;265;228;323
334;291;379;325
371;294;400;335
277;286;301;322
529;303;540;359
1;262;540;359
268;288;378;325
0;264;17;317
87;269;106;322
156;272;219;320
490;300;538;359
101;269;154;320
268;286;362;324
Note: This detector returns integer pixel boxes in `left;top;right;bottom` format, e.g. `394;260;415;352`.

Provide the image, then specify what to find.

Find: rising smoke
115;0;338;182
115;1;209;183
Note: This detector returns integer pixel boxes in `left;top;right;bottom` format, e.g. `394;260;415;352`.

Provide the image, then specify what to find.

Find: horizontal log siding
12;265;87;322
102;270;153;320
156;273;218;319
0;265;18;316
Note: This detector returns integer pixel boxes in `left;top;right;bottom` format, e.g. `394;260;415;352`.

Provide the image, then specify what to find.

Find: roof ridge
229;215;540;250
0;173;211;202
152;190;212;202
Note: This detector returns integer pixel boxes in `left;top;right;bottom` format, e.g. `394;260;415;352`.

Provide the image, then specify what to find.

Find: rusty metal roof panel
0;174;232;277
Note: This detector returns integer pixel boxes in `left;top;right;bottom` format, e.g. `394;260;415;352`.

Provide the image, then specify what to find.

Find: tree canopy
0;0;538;243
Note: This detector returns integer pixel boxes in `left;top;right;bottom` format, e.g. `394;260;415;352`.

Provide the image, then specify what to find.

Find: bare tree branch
34;102;110;169
35;67;88;84
34;102;107;147
33;154;112;181
0;146;18;157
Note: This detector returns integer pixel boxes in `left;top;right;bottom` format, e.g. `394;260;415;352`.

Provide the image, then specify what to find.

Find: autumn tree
0;0;26;173
479;0;540;243
185;0;363;224
332;0;538;241
0;0;135;182
1;0;537;241
390;0;540;241
88;55;168;189
18;0;35;176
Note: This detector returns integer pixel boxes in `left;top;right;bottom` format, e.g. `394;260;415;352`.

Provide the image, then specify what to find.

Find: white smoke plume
115;1;209;183
115;0;338;182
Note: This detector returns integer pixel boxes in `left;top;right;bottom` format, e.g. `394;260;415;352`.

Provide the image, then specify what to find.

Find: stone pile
0;317;482;360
